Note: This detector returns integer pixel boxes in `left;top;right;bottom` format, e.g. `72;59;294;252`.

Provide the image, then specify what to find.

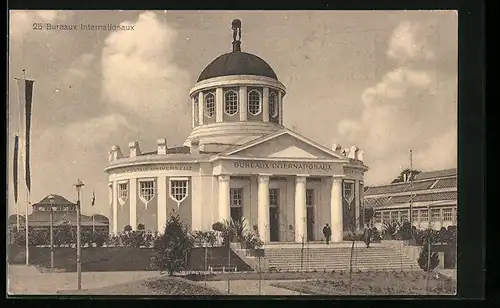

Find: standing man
323;223;332;245
364;227;373;248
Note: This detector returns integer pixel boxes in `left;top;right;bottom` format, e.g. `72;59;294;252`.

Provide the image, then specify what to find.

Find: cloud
36;114;132;158
66;53;96;79
337;21;457;185
415;129;457;171
101;11;191;135
387;21;435;63
63;114;132;148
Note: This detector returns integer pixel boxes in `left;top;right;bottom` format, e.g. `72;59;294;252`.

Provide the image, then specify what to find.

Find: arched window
204;93;215;118
224;90;239;115
169;178;189;209
139;179;156;206
193;96;199;124
118;182;128;206
269;92;278;118
248;89;262;115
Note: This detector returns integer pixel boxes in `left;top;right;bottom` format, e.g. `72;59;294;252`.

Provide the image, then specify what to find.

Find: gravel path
7;265;161;295
198;280;310;296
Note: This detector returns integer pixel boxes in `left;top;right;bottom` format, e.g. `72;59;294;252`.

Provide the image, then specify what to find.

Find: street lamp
47;194;56;269
74;179;84;290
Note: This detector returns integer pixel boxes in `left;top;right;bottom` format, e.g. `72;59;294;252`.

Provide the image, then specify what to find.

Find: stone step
265;249;392;253
269;263;417;267
270;266;419;270
265;251;396;255
268;261;417;267
265;255;413;260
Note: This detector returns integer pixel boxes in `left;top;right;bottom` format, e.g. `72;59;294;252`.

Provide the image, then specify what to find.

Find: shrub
52;225;75;247
397;221;412;240
150;213;194;275
191;230;218;247
220;218;263;249
93;232;107;247
81;229;93;247
13;230;26;246
371;227;382;241
242;231;263;249
418;240;440;272
211;222;224;232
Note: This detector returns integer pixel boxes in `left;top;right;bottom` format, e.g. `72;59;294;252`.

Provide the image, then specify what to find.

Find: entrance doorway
306;189;315;241
269;188;280;242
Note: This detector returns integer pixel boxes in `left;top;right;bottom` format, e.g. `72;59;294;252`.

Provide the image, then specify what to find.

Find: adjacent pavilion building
365;168;457;231
8;194;109;233
105;20;369;243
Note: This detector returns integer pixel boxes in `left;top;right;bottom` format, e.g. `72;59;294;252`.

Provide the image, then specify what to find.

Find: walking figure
323;223;332;245
364;227;373;248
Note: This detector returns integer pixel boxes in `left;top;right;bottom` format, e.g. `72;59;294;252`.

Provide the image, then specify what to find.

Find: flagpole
25;190;29;265
15;133;20;232
18;69;30;266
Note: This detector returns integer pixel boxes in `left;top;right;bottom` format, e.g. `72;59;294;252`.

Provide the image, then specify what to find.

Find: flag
13;135;19;204
16;78;34;193
92;191;95;206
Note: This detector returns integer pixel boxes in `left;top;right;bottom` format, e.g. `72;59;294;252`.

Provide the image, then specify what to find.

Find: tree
418;237;440;272
391;169;422;184
363;207;374;225
150;213;193;276
397;220;412;240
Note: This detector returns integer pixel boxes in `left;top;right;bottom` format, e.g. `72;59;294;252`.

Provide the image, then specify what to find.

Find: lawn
270;271;456;295
8;245;251;272
57;276;223;295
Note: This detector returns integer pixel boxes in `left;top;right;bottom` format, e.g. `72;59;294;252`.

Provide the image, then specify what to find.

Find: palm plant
382;220;400;240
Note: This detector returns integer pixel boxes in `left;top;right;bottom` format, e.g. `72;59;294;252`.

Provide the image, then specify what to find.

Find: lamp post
74;179;84;290
48;194;56;269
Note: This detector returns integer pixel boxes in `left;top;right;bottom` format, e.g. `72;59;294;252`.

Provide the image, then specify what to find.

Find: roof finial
231;19;242;52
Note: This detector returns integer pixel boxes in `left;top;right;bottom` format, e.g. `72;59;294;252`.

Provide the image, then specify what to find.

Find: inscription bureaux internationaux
32;22;135;31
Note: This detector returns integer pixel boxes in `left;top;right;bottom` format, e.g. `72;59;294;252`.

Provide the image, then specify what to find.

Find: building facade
8;194;109;232
104;21;368;243
364;168;457;231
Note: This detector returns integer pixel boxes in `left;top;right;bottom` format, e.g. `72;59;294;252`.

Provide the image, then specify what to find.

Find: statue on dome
232;19;242;42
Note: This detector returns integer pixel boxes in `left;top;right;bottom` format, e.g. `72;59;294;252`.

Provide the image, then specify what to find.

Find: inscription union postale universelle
115;161;336;174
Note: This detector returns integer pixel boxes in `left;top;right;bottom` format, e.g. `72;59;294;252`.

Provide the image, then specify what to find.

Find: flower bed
270;271;456;295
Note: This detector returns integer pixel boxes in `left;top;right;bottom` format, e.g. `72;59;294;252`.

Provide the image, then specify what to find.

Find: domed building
105;20;368;244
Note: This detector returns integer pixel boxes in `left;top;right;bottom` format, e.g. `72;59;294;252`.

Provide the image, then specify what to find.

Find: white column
157;176;167;233
278;91;283;125
218;175;230;222
239;86;248;121
129;178;137;230
191;175;202;231
294;175;307;243
257;174;270;243
198;92;204;125
354;180;360;231
112;181;118;234
191;97;196;128
263;87;270;122
331;177;343;242
216;88;223;123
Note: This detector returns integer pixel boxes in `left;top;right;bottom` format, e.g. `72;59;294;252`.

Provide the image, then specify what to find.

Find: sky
7;10;458;218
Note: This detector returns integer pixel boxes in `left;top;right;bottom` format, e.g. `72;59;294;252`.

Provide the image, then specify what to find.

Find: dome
197;51;278;82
